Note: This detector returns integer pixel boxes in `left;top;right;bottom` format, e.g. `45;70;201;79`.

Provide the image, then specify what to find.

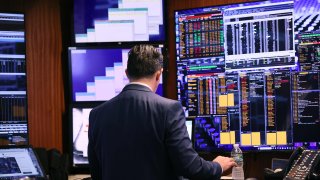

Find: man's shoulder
90;100;112;114
149;94;183;110
91;92;180;112
150;93;177;103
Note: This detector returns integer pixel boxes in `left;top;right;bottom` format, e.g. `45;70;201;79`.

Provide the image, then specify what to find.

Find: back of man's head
127;44;163;80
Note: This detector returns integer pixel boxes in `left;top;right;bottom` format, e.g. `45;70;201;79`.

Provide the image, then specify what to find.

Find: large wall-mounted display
175;0;320;152
74;0;165;43
0;13;28;146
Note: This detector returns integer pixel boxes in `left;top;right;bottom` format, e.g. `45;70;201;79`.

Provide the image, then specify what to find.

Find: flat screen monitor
185;119;193;142
73;0;165;43
175;0;320;152
0;147;45;179
0;12;28;146
72;107;91;166
69;45;164;102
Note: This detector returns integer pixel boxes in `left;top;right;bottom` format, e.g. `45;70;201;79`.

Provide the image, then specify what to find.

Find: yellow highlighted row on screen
218;93;234;107
219;131;287;146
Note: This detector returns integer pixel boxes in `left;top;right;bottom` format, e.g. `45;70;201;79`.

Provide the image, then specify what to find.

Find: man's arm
88;109;101;180
164;102;222;179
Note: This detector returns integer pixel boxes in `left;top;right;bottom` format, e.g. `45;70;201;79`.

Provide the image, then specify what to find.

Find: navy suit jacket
88;84;222;180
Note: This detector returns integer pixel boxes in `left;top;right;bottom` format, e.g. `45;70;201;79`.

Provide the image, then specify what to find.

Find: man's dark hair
127;44;163;79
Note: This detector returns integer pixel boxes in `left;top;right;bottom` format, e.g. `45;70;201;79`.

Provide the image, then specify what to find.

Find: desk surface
221;175;233;179
69;174;234;180
68;174;90;180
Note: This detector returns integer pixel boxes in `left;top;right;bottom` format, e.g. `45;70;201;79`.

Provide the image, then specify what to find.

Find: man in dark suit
88;45;236;180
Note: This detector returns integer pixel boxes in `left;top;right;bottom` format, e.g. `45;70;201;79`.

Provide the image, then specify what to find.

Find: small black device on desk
265;147;320;180
284;147;320;180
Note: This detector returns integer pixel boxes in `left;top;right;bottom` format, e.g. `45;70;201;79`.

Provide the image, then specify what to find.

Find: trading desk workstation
1;0;320;179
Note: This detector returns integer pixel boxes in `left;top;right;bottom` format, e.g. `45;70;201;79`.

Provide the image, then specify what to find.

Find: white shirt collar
127;82;153;91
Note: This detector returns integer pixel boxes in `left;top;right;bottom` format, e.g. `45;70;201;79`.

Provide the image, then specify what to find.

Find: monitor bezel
68;102;102;171
67;44;167;104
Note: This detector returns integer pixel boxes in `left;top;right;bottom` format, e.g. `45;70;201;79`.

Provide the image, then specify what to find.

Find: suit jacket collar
122;84;153;93
128;82;153;90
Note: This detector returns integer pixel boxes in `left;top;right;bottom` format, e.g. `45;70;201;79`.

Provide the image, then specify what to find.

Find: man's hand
213;156;237;174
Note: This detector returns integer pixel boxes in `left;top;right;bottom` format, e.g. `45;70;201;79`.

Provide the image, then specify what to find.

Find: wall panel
26;0;64;151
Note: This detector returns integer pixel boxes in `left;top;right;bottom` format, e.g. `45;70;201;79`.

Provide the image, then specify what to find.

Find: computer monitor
68;45;164;102
72;107;92;166
0;147;45;179
73;0;165;43
0;12;28;146
175;0;320;152
185;119;193;142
